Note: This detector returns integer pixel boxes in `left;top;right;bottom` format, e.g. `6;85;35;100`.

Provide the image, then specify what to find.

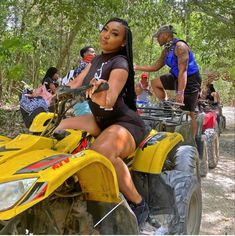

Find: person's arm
135;82;143;96
134;49;166;72
87;68;128;109
175;41;189;103
68;63;91;88
49;83;57;94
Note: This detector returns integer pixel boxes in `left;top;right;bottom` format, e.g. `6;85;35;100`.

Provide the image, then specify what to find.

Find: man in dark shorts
135;24;201;137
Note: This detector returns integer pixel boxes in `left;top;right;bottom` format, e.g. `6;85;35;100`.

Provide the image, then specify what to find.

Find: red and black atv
195;99;226;177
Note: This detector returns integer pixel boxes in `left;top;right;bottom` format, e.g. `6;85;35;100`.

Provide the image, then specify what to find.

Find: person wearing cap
135;72;153;107
135;24;201;137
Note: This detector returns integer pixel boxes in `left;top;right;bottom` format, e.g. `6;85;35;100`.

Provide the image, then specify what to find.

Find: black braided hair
104;18;137;111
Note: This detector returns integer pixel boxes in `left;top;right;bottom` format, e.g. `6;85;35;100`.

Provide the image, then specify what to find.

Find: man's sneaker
129;199;149;229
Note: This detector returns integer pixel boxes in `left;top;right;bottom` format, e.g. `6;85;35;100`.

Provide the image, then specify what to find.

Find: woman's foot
129;199;149;229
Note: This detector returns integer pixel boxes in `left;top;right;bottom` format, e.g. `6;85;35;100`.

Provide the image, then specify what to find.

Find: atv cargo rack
138;104;194;145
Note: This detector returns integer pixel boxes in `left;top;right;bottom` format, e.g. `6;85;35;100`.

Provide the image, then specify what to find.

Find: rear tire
163;170;202;234
205;129;219;168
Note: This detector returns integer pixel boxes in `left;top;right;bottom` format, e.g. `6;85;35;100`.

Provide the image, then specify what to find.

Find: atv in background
137;102;202;233
195;99;224;177
0;86;202;235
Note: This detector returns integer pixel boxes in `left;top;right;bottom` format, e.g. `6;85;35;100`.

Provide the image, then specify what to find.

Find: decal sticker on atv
71;152;85;158
15;154;71;174
0;146;21;152
20;182;48;205
72;135;93;154
139;132;167;150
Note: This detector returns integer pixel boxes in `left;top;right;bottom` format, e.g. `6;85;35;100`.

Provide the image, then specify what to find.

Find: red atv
196;99;225;177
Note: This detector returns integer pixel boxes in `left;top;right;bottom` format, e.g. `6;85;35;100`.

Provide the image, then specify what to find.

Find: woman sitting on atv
55;18;149;228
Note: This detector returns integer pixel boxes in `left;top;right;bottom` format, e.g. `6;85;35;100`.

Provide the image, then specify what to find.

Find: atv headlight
0;178;37;211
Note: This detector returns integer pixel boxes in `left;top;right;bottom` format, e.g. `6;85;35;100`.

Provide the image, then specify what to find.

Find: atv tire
163;170;202;235
196;135;208;177
173;145;200;179
205;129;219;168
219;115;226;134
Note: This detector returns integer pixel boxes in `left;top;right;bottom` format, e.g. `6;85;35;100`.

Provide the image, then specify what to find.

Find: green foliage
0;0;234;105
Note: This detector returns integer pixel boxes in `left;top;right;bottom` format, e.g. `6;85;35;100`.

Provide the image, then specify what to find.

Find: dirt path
200;107;235;235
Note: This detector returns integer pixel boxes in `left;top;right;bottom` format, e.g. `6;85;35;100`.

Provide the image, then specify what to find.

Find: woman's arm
87;68;128;109
68;63;91;88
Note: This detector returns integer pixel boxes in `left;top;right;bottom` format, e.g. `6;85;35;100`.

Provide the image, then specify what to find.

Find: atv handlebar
57;83;109;99
41;83;109;137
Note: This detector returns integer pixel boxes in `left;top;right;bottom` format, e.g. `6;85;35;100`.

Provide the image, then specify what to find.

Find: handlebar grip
94;83;109;93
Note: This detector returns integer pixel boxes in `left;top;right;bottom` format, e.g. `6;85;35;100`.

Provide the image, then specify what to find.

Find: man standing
135;25;201;137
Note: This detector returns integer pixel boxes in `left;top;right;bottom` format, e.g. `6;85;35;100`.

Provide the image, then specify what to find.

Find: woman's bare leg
55;114;101;137
91;125;142;204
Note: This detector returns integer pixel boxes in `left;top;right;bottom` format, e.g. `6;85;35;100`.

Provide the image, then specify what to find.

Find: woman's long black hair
41;67;58;84
104;18;137;111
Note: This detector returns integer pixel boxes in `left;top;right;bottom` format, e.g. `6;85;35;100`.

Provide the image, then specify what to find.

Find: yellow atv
0;85;202;235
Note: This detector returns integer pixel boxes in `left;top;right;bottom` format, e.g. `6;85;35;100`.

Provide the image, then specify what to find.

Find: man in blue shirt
135;25;201;137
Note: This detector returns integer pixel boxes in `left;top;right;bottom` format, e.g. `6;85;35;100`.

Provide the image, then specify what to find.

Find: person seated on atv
200;72;220;105
135;72;153;107
41;67;60;95
19;85;54;128
55;18;149;228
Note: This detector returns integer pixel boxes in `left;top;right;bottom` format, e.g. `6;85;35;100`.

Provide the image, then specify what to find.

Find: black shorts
160;72;201;112
95;109;147;147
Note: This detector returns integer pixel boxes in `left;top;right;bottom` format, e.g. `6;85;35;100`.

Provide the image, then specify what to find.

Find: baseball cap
153;25;177;38
141;72;149;80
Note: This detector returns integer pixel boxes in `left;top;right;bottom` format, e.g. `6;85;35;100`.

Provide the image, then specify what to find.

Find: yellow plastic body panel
133;132;183;173
0;149;119;220
29;112;57;133
54;129;93;153
0;135;12;146
0;134;54;164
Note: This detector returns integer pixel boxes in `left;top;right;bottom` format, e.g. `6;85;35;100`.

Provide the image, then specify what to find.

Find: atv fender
132;132;183;173
0;134;54;164
0;135;12;146
29;112;56;133
0;149;120;220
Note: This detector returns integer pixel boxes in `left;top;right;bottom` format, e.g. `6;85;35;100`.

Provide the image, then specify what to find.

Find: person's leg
211;92;220;103
55;114;101;137
183;92;200;138
151;73;176;100
151;77;167;100
190;111;198;137
90;124;142;204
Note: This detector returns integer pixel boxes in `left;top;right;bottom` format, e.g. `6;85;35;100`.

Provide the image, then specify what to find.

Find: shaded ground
200;107;235;235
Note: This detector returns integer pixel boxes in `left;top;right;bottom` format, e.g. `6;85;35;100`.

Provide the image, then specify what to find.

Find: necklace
164;40;174;50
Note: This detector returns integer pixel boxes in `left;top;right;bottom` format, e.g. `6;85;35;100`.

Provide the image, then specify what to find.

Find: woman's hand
86;78;107;99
